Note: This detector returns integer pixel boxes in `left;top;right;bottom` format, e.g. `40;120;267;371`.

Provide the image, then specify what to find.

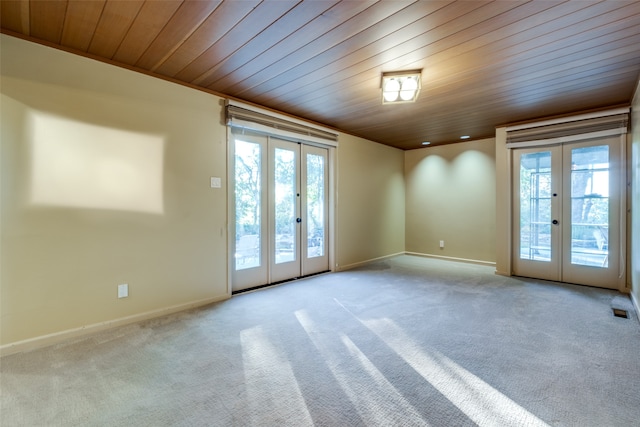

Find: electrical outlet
118;284;129;299
439;240;445;249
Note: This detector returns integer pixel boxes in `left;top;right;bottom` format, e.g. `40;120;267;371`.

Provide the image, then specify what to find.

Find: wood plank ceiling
2;0;640;150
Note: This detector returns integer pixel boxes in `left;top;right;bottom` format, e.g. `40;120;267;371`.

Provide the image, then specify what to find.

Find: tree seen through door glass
235;140;261;270
275;148;296;264
307;153;325;258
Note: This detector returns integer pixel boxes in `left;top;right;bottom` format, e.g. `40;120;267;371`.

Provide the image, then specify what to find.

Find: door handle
296;218;302;223
552;219;559;225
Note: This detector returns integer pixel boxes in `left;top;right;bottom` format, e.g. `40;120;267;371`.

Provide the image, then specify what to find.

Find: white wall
405;138;496;263
0;34;406;350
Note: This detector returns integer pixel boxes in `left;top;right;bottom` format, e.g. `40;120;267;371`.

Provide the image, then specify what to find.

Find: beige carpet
2;255;640;426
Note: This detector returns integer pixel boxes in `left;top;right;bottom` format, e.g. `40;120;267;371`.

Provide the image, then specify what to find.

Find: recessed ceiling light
421;141;431;145
460;135;470;139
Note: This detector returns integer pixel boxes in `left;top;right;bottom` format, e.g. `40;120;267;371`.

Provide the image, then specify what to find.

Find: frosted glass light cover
381;72;421;103
400;77;418;101
383;78;400;102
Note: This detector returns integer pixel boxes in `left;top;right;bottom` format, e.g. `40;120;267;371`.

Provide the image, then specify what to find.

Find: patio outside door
512;136;624;289
232;130;329;292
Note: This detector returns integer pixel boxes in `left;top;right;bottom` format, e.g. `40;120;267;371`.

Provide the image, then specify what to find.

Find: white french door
231;130;329;292
512;136;625;289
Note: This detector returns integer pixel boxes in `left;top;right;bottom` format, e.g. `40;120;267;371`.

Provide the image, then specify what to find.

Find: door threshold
232;270;330;295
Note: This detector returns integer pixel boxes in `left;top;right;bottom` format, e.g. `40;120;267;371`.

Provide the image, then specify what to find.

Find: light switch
118;284;129;298
210;177;221;188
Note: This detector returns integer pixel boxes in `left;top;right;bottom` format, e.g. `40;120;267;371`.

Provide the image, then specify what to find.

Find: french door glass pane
235;140;261;270
275;148;296;264
520;152;552;261
570;145;609;267
306;153;325;258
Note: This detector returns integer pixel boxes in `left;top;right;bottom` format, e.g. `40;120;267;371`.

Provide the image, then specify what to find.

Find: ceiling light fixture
460;135;470;139
381;70;422;104
421;141;431;146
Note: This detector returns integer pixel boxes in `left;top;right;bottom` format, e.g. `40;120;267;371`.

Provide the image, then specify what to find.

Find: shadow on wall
27;110;166;214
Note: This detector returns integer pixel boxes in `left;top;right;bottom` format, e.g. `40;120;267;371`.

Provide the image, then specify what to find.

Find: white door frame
511;137;626;289
226;127;336;294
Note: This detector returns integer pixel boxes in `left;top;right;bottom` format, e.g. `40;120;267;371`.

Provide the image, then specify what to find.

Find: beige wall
404;138;496;263
1;35;229;347
335;134;405;269
631;81;640;314
0;35;406;349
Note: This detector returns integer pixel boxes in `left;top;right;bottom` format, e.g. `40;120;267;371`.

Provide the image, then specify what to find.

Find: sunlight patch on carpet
361;317;550;427
240;325;313;425
295;310;430;426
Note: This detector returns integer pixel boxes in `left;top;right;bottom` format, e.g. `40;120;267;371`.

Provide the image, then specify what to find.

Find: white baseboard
0;295;230;357
405;251;496;267
337;252;496;272
336;252;405;271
